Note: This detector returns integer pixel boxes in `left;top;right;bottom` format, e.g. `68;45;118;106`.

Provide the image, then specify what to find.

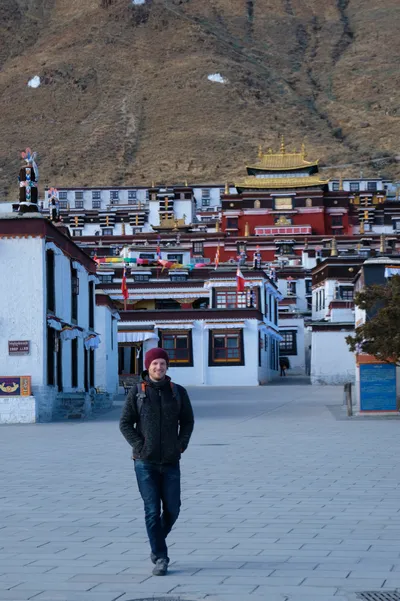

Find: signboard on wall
360;363;397;411
8;340;30;355
0;376;31;397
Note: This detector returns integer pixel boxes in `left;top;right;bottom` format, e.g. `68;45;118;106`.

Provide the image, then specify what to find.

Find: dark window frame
193;241;204;255
133;274;150;282
46;250;55;314
71;338;78;388
226;217;238;230
92;200;101;209
47;327;55;386
208;329;244;367
215;289;249;309
331;214;343;227
71;264;79;323
159;330;193;367
350;182;360;192
102;228;113;236
280;330;297;356
89;281;95;330
367;181;377;191
59;191;67;200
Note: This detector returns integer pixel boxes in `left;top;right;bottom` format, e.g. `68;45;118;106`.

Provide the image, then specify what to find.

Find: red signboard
0;376;31;396
8;340;30;355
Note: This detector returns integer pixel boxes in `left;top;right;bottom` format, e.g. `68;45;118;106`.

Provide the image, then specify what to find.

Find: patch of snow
207;73;227;84
27;76;41;88
132;0;145;4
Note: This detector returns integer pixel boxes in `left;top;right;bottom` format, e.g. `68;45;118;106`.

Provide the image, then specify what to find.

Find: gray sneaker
153;558;168;576
150;552;157;565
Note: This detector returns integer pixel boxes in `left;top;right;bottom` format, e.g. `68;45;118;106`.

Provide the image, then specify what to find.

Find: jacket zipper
158;388;162;463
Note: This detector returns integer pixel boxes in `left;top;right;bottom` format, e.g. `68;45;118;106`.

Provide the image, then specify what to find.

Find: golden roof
235;174;330;189
247;140;319;171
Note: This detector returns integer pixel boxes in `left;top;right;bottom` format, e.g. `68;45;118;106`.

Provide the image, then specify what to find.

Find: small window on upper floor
332;182;340;191
128;190;137;201
350;182;360;192
59;201;68;209
75;191;83;200
110;190;119;200
98;274;113;284
170;274;188;282
133;273;150;282
59;191;67;200
92;191;101;200
75;201;84;209
367;181;377;191
202;188;210;199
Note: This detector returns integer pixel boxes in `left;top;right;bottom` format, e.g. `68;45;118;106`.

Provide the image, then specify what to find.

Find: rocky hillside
1;0;399;199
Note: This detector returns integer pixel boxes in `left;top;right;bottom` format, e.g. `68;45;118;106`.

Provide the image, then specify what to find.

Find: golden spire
339;173;343;191
330;237;338;257
224;182;229;194
244;222;250;237
258;144;263;159
359;220;365;235
280;135;286;154
185;180;188;186
380;233;386;254
215;220;220;233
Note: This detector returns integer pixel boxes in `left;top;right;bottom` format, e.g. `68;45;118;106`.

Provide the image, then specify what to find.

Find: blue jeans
134;460;181;560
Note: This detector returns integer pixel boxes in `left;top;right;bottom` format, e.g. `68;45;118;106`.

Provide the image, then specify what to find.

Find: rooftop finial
280;135;286;154
330;237;338;257
258;144;263;159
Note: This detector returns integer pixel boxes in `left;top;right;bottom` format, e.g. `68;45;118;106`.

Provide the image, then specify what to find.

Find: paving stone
2;384;400;600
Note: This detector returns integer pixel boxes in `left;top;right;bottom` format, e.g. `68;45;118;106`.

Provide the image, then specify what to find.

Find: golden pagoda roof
235;174;330;189
247;140;319;171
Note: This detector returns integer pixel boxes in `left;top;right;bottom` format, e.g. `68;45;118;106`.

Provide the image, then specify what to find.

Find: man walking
119;348;194;576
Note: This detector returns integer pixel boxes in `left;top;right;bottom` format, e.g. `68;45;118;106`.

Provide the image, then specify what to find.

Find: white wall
0;237;46;388
95;305;119;396
280;316;306;374
311;330;355;385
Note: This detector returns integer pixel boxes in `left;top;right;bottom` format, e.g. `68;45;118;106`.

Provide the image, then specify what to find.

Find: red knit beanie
144;348;170;370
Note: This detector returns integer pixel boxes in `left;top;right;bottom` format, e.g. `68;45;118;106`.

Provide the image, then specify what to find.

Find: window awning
157;323;194;330
118;331;158;343
204;322;245;329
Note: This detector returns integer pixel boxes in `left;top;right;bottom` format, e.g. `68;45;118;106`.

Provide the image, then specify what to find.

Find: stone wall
0;396;36;424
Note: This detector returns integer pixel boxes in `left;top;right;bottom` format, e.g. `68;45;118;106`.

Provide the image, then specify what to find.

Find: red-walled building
221;141;354;238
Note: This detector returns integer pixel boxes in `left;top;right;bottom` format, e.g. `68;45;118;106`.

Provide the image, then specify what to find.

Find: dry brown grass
1;0;399;199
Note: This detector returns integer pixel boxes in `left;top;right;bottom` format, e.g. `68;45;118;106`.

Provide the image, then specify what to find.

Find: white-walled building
96;261;282;386
0;213;118;423
309;257;363;385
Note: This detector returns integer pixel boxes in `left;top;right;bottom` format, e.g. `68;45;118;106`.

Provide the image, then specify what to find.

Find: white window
102;228;113;236
59;191;67;200
92;191;101;200
110;190;119;201
75;201;84;209
128;190;137;201
75;191;83;200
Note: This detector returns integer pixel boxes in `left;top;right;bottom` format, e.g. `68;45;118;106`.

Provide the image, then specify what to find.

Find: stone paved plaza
2;379;400;601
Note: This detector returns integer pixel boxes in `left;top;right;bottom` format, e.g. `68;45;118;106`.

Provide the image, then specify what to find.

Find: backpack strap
135;381;147;416
170;382;182;417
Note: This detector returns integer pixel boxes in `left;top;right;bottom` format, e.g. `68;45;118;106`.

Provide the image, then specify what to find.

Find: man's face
148;358;168;381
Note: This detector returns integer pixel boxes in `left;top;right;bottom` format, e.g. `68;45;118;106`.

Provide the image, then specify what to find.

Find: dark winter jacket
119;372;194;465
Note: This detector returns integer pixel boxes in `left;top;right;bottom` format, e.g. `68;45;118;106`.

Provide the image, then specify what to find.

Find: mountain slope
0;0;399;198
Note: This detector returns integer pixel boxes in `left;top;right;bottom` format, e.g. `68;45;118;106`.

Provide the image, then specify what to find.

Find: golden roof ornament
225;182;229;194
339;173;343;191
258;145;263;159
244;222;250;237
215;220;220;232
380;233;386;254
330;237;338;257
359;221;365;234
280;135;286;154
